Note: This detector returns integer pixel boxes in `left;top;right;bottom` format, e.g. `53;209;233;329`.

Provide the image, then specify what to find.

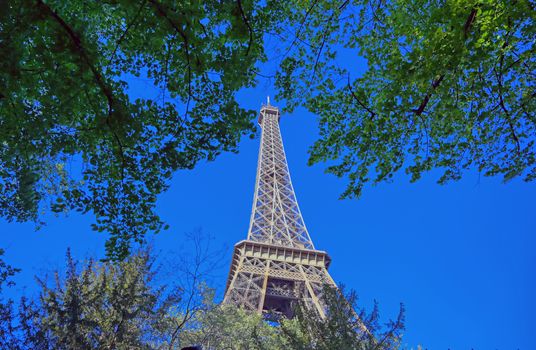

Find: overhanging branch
36;0;115;116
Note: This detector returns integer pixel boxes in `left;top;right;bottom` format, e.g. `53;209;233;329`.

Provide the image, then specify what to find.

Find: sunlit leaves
275;0;535;198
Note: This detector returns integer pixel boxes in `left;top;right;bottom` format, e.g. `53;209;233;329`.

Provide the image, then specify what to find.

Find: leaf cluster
275;0;535;198
279;286;405;350
0;0;273;259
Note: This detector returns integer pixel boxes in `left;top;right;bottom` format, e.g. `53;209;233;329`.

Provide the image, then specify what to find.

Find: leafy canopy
0;0;275;259
1;0;534;258
275;0;535;198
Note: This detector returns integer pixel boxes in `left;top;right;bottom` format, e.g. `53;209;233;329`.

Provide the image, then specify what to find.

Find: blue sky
1;32;535;350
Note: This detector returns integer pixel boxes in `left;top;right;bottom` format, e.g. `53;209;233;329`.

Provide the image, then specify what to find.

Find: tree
179;285;405;350
275;0;535;198
279;286;405;350
0;244;406;349
0;230;230;349
179;303;285;350
15;249;180;349
162;229;227;349
0;0;273;259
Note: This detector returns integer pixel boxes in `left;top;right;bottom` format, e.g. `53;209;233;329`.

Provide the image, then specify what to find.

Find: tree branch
110;0;148;62
236;0;253;56
495;52;521;155
37;0;127;181
413;74;444;116
148;0;193;118
347;75;376;118
311;32;327;82
281;0;320;59
36;0;115;116
412;7;479;116
464;7;478;38
310;1;350;82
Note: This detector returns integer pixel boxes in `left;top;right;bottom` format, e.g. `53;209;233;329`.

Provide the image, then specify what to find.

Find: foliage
5;249;180;349
0;245;405;349
0;0;274;259
0;248;20;350
180;303;286;350
0;231;229;349
280;286;405;350
179;285;405;350
275;0;535;198
0;248;19;294
4;0;533;258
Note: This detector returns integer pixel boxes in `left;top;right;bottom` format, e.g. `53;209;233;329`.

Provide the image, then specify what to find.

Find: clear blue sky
1;47;535;350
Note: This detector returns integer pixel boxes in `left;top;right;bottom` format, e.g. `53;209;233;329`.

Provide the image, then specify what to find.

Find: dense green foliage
0;0;273;259
276;0;535;198
2;0;533;257
3;250;181;349
279;288;404;350
0;248;405;349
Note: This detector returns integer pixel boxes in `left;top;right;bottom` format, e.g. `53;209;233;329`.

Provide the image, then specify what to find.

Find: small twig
110;0;148;62
495;53;521;155
310;31;327;83
147;0;194;125
281;0;320;59
346;75;376;118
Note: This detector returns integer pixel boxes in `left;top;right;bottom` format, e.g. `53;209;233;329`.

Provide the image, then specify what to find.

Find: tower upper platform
258;97;280;125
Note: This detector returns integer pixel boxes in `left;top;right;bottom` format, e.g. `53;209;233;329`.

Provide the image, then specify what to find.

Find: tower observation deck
223;98;336;319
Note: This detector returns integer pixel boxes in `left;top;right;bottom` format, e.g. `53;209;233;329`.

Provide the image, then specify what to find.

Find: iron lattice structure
224;100;335;319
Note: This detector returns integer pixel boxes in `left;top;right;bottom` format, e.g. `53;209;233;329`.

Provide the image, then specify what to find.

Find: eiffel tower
223;98;336;319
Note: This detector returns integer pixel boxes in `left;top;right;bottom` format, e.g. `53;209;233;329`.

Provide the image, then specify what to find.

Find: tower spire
224;99;336;319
